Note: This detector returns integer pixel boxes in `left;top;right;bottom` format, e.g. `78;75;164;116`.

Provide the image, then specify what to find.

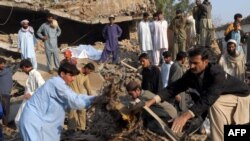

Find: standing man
153;11;169;66
37;14;61;74
145;47;250;141
99;15;123;64
193;0;201;44
161;51;173;88
0;57;13;126
139;53;162;94
15;59;45;128
168;51;189;112
137;12;153;59
169;10;191;60
219;39;245;82
18;19;37;69
19;62;97;141
199;0;213;47
67;63;95;133
224;13;243;37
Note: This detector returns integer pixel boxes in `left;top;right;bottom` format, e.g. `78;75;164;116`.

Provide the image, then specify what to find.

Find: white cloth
153;20;169;50
161;61;173;88
137;20;153;52
186;15;196;38
64;45;102;60
15;69;45;128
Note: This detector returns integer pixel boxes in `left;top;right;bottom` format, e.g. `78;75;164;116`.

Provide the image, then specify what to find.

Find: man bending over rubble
19;62;96;141
126;80;177;135
144;47;250;141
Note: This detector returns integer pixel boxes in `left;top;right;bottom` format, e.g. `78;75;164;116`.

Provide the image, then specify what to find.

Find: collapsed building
0;0;156;45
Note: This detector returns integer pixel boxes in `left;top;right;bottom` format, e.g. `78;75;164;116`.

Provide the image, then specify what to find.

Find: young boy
139;53;162;94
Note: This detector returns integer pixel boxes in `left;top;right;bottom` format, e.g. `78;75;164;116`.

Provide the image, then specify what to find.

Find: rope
0;5;14;26
69;29;94;45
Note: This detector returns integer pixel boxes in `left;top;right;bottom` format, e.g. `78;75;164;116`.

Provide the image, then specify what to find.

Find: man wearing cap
18;19;37;69
37;14;61;74
99;15;122;64
126;80;177;134
60;50;77;65
137;12;153;59
169;10;192;60
219;39;246;82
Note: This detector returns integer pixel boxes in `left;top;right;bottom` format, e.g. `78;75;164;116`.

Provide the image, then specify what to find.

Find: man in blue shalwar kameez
99;15;123;64
19;62;96;141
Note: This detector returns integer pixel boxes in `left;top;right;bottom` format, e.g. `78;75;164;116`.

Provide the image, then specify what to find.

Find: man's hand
24;93;32;100
175;95;181;102
171;111;193;133
92;95;102;105
43;36;48;41
130;101;145;114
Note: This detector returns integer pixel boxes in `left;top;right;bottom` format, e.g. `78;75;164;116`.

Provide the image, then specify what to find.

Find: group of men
132;0;250;140
0;53;97;140
127;46;249;141
0;1;250;140
1;14;99;140
137;0;215;67
18;14;61;74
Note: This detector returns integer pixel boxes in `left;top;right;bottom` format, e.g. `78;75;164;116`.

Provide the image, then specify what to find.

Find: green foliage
156;0;194;21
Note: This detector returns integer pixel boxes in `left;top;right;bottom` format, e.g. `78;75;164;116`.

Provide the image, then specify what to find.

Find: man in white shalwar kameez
138;12;153;61
15;59;45;128
152;11;169;66
19;62;96;141
18;19;37;69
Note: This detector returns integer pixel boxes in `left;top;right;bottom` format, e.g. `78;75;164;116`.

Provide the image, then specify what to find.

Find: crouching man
19;62;97;141
145;47;250;141
126;80;177;134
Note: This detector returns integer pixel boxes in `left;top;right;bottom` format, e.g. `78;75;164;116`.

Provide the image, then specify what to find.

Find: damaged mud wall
0;6;131;45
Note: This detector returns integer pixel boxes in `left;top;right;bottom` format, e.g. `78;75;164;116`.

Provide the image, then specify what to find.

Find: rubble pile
50;0;155;21
0;34;17;48
60;60;170;141
5;0;156;24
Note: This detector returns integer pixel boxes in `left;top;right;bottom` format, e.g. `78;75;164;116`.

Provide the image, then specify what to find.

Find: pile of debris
3;0;156;24
60;58;171;141
0;34;18;48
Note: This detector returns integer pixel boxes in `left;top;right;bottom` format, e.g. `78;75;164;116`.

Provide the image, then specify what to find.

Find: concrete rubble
0;0;156;24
